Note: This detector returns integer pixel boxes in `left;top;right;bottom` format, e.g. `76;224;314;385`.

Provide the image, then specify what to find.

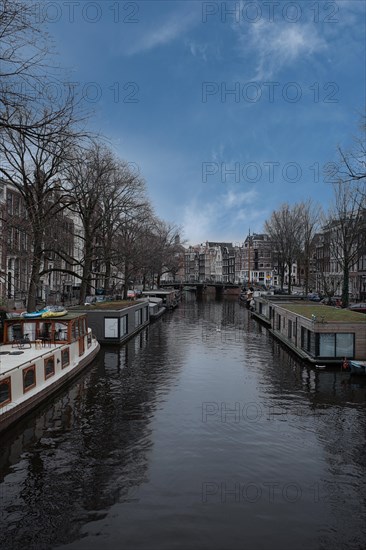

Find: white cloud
182;189;264;244
185;40;222;62
224;189;258;207
125;12;196;55
237;20;327;80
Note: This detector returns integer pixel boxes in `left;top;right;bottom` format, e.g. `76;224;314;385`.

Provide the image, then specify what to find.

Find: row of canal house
253;295;366;363
184;236;293;286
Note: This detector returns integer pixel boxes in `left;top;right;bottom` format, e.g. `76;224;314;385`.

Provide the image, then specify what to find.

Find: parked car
84;296;97;305
307;293;321;302
127;290;136;299
348;303;366;314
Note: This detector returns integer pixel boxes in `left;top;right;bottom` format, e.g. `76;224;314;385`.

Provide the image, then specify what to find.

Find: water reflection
0;295;365;550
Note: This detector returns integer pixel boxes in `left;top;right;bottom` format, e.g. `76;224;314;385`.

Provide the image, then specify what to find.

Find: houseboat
71;300;150;345
142;289;180;309
252;296;366;366
0;312;100;433
146;297;166;321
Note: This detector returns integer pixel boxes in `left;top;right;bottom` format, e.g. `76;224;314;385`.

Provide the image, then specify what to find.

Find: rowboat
42;307;68;318
0;312;100;433
23;308;50;318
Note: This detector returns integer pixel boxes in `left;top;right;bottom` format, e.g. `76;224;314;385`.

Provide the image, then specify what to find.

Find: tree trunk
80;240;93;304
280;265;285;290
304;256;310;295
27;238;43;311
104;258;111;295
287;262;292;295
123;263;129;299
342;263;350;307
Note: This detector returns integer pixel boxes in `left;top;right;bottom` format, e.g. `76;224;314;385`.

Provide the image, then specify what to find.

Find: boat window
24;322;36;341
23;365;36;392
38;322;51;339
8;323;22;342
61;348;70;368
301;327;313;353
134;309;142;326
54;322;68;342
318;333;354;358
288;319;292;339
120;315;128;337
74;320;80;339
0;377;11;406
336;333;354;357
276;314;281;331
105;318;118;338
44;356;55;379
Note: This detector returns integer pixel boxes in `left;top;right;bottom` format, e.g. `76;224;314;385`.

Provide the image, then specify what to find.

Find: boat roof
0;342;65;375
276;304;366;324
4;312;86;324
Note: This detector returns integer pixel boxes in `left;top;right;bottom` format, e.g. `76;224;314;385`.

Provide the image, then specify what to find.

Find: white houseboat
0;312;100;433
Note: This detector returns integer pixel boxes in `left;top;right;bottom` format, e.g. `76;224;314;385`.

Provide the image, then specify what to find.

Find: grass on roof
280;304;366;323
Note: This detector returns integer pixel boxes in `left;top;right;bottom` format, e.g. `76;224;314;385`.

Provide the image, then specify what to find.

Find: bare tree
65;142;118;304
264;203;302;294
99;161;147;294
146;219;183;287
0;0;89;145
323;181;366;307
113;204;155;297
0;104;81;310
325;117;366;200
297;199;322;295
0;0;49;111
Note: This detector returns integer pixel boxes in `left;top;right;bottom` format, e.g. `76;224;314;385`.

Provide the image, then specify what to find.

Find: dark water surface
1;296;366;550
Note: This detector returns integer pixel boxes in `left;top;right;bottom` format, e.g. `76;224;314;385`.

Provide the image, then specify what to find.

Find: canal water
1;295;366;550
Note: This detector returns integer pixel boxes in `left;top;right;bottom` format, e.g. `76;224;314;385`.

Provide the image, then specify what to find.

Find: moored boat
147;298;166;321
349;360;366;376
0;312;100;433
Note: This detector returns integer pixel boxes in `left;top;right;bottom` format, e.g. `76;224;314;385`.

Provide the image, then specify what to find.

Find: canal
1;295;366;550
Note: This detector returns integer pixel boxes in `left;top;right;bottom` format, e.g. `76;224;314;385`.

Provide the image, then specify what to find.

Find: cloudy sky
47;0;365;244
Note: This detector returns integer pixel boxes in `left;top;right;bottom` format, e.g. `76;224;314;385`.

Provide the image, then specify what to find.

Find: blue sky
46;0;365;244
